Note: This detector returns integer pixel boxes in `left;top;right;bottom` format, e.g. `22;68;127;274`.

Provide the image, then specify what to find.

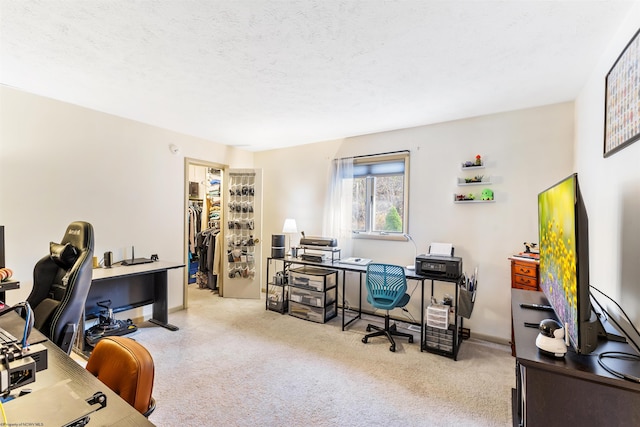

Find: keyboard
0;327;18;345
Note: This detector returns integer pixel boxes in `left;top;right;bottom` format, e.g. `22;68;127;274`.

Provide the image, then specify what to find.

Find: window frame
351;151;410;241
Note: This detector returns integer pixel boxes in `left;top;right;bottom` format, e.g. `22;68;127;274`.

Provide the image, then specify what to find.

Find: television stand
512;289;640;426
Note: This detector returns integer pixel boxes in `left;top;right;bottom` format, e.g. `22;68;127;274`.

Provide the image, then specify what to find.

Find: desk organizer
424;325;454;353
426;304;450;329
267;286;288;312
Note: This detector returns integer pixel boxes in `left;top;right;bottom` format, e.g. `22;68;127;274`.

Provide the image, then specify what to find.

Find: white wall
4;1;637;343
256;102;575;342
0;86;253;315
575;3;640;327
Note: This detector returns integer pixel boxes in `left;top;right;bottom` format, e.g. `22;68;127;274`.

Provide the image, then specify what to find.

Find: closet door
221;168;262;298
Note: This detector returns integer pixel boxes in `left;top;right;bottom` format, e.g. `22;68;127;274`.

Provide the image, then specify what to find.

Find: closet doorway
184;158;226;308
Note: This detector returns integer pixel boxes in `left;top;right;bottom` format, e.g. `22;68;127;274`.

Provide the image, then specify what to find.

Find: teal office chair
361;263;413;352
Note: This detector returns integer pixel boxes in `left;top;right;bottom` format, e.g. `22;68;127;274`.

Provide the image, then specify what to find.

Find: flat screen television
538;173;600;354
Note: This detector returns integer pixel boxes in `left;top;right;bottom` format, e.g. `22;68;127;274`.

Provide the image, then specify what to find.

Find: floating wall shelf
457;177;492;186
460;165;485;171
453;198;496;204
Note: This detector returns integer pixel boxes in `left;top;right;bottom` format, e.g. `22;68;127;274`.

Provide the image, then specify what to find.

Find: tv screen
538;173;599;354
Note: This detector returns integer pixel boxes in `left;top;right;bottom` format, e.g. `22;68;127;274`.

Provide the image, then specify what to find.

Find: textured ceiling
0;1;635;151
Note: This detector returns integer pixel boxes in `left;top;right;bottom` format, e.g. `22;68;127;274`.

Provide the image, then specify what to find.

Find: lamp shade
282;218;298;233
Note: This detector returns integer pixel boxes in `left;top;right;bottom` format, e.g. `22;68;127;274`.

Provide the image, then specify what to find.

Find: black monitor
538;173;600;354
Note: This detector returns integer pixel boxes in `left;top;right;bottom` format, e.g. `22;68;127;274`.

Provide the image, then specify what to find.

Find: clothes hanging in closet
195;228;219;290
188;202;203;256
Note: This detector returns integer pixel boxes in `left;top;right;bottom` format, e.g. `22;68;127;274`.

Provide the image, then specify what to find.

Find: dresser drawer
512;261;537;278
510;258;539;291
513;274;538;290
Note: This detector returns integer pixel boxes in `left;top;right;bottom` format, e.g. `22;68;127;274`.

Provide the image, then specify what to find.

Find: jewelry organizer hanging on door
226;172;256;280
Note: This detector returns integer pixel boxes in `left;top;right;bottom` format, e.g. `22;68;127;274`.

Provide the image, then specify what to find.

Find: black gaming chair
27;221;94;354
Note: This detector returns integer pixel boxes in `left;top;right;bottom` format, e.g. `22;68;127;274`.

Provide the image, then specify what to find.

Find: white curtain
323;157;354;257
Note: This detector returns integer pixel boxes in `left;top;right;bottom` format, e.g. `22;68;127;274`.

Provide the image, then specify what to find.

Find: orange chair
85;336;156;416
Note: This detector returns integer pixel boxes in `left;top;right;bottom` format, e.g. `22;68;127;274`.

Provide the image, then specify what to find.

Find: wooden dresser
509;257;539;356
510;257;539;291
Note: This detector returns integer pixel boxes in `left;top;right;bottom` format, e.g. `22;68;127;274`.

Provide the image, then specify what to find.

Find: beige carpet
129;286;514;426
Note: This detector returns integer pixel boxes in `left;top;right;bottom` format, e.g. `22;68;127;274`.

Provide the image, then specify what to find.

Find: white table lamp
282;218;298;255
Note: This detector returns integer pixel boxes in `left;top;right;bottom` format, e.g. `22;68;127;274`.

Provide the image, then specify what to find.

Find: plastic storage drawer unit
290;287;336;308
426;304;450;329
289;267;337;292
424;325;454;352
288;267;338;324
289;301;337;323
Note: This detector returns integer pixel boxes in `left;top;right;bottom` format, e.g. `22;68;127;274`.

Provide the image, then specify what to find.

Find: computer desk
268;256;431;351
0;278;20;302
0;311;153;426
78;260;184;353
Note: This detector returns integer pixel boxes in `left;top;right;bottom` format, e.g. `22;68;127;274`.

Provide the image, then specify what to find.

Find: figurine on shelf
481;188;493;200
475;154;482;166
465;175;484;183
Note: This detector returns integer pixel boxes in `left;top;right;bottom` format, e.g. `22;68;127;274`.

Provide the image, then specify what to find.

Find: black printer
415;254;463;280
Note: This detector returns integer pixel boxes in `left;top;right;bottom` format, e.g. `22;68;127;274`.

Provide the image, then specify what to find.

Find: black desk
512;289;640;426
267;257;438;353
0;279;20;302
78;261;184;353
87;261;184;327
0;312;153;426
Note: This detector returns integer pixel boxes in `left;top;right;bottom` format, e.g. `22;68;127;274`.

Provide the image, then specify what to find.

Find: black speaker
271;234;285;247
271;234;285;258
104;251;113;268
271;248;285;258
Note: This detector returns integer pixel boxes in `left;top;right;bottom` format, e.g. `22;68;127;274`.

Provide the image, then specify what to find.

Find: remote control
520;303;554;311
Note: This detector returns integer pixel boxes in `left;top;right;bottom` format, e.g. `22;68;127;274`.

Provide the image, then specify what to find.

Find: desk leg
341;270;345;331
149;271;179;331
420;279;424;352
341;270;362;330
359;271;362;320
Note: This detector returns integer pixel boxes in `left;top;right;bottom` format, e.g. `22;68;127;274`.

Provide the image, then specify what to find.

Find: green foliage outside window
384;206;402;231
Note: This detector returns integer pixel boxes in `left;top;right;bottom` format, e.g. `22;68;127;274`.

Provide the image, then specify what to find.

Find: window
351;152;409;236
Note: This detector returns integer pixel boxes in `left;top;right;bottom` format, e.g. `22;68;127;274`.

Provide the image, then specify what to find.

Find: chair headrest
49;242;79;269
59;221;94;252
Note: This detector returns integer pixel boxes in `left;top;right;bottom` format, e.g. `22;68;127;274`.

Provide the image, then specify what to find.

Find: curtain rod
336;149;410;161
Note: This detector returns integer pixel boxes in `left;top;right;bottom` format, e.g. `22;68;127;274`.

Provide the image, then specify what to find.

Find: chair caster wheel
390;345;396;352
366;326;371;332
409;336;414;343
362;337;368;343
